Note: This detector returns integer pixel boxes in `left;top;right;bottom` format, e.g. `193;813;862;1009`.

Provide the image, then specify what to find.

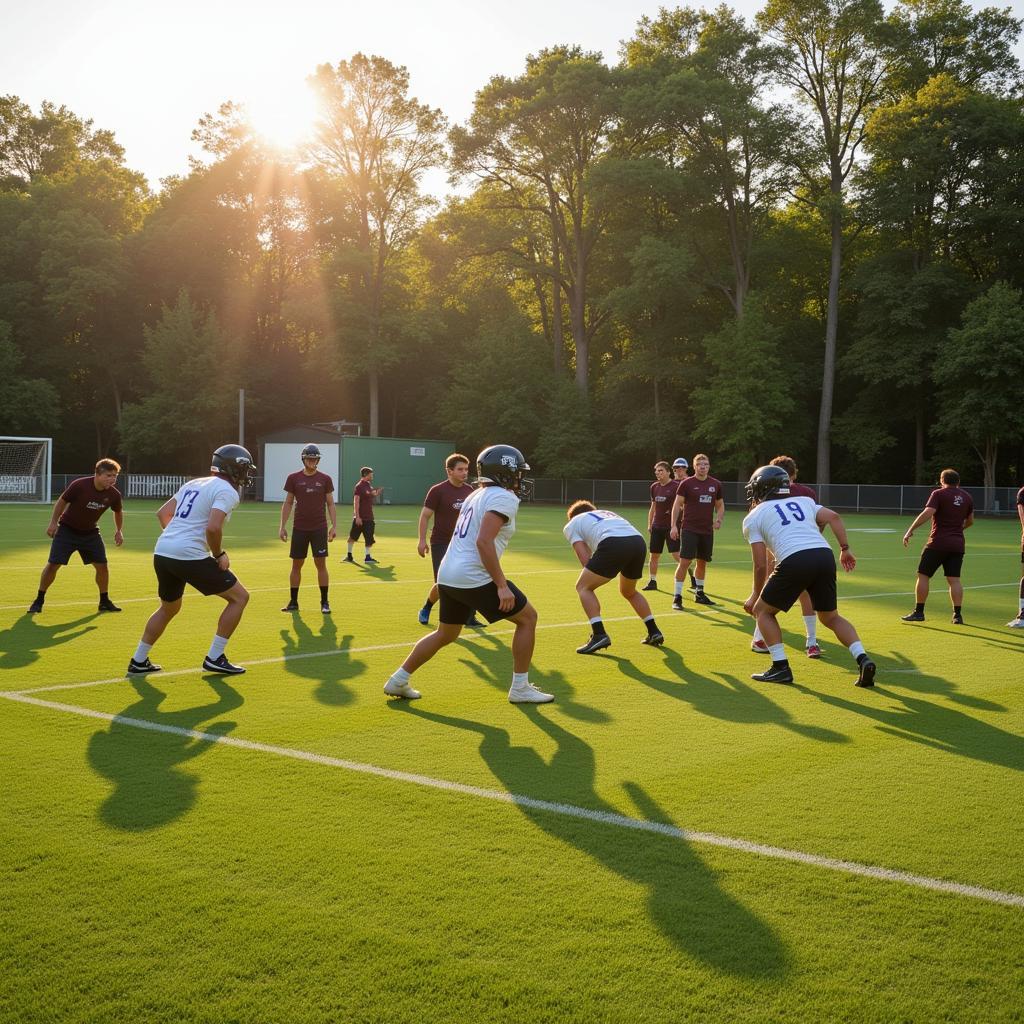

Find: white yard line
2;688;1021;910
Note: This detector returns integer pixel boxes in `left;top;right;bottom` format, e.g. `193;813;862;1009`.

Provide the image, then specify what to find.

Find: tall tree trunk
816;193;843;488
571;246;587;393
981;438;997;512
914;407;925;485
368;365;379;437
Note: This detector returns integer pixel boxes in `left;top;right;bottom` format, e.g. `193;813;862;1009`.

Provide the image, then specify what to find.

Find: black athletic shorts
348;518;376;545
586;535;647;580
648;527;680;555
761;547;837;613
48;524;107;566
430;538;450;580
438;580;528;626
918;547;964;579
290;527;329;560
679;530;714;562
154;554;238;603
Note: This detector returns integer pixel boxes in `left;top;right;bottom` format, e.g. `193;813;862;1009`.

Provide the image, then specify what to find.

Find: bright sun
245;82;320;152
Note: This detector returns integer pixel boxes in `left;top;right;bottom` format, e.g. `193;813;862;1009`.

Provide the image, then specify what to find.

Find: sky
4;0;1023;192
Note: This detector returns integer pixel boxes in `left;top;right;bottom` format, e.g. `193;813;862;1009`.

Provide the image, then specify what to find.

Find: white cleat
508;682;554;704
384;678;421;700
1006;616;1024;629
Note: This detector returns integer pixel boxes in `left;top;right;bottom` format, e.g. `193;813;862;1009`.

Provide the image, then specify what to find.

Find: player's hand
328;527;336;542
714;519;722;530
46;524;58;538
669;527;679;541
417;541;428;558
355;516;362;526
114;529;124;547
496;584;515;612
743;594;757;616
279;528;288;542
902;531;912;547
840;550;856;572
216;553;231;570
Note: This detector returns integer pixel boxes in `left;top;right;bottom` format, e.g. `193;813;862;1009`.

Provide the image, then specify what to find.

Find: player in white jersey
383;445;553;704
126;445;256;677
741;464;875;687
563;501;664;653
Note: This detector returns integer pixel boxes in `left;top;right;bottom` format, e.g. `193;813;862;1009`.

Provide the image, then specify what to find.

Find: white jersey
742;496;830;564
563;509;640;550
438;484;519;588
154;476;240;560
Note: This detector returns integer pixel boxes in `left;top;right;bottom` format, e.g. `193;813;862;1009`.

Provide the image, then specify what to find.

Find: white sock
389;667;411;684
753;626;763;642
365;545;373;557
695;577;705;590
1018;595;1024;612
512;672;529;687
849;641;866;661
768;643;786;661
347;542;354;554
803;615;817;645
643;615;654;623
674;580;683;596
133;641;152;663
589;616;602;626
207;635;229;660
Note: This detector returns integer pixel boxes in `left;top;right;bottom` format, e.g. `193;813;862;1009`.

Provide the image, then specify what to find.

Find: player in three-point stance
669;454;724;608
416;452;481;628
29;458;125;615
383;445;553;704
127;445;256;677
742;464;875;687
564;501;664;654
279;443;337;614
344;466;382;564
642;461;680;592
1009;483;1024;628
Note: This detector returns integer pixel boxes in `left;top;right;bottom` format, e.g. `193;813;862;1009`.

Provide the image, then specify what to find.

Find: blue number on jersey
773;501;806;526
177;489;199;519
587;510;619;521
455;505;475;539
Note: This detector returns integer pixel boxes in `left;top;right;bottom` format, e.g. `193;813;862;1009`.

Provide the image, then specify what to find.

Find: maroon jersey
424;480;474;544
58;477;122;533
354;478;376;520
284;470;333;530
649;480;680;530
925;486;973;552
677;476;723;535
789;481;817;501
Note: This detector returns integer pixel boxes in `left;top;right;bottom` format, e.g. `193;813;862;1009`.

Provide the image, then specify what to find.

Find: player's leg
83;534;119;612
673;547;693;609
692;542;716;605
388;585;469;697
506;601;552;703
29;563;61;613
817;610;875;687
284;557;304;611
128;598;181;674
363;521;377;562
947;575;964;623
750;598;793;684
575;567;612;653
345;521;360;561
799;591;820;656
420;541;447;625
645;529;663;590
904;549;938;620
202;581;250;674
313;555;330;613
1010;553;1024;626
620;575;664;646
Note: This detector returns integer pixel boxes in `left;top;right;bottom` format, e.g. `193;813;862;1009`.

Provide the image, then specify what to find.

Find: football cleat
98;599;122;613
693;591;716;606
417;607;430;626
320;602;331;615
364;555;379;564
576;633;611;655
751;639;770;654
752;663;794;685
1007;616;1024;629
951;612;964;625
642;631;665;646
901;610;925;622
384;677;421;700
202;653;246;675
127;657;161;675
508;682;554;704
806;644;822;659
641;580;658;592
27;599;43;614
855;659;876;688
343;554;355;563
281;601;299;612
672;596;683;611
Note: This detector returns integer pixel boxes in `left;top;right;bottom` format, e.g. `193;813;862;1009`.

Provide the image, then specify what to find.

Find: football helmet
477;444;533;499
212;444;257;488
300;444;321;461
745;464;791;505
672;458;688;469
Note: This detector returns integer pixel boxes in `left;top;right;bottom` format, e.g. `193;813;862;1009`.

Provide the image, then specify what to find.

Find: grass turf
1;501;1022;1023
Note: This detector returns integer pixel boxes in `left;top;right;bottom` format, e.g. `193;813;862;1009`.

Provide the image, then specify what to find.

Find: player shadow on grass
279;619;365;707
608;648;848;744
0;613;99;672
86;675;244;831
454;631;611;724
360;561;397;582
391;702;789;979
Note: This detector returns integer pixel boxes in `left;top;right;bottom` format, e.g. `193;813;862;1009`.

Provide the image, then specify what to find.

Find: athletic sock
365;545;373;557
953;605;962;616
290;587;299;603
803;615;817;645
512;671;529;687
590;616;607;637
423;597;435;610
207;635;229;660
673;580;683;597
347;542;354;555
648;576;656;585
914;602;925;614
753;625;763;642
35;590;45;604
100;591;109;602
849;640;866;661
132;641;153;663
389;667;411;685
768;643;786;662
695;577;705;591
319;586;328;603
644;615;660;636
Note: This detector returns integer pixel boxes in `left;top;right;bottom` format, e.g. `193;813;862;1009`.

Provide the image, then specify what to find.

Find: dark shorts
648;527;679;555
918;548;964;578
348;519;376;545
48;524;107;566
154;554;238;603
290;527;329;560
430;538;450;580
680;530;714;562
587;535;647;580
438;580;528;626
761;547;837;613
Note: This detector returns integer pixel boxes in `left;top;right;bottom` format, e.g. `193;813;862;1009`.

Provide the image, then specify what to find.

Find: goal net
0;437;52;503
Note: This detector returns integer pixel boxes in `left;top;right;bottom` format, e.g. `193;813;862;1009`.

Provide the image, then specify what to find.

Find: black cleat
752;663;794;684
127;656;161;675
28;599;43;615
281;601;299;612
98;599;122;613
641;580;658;592
576;633;611;655
642;631;665;646
364;555;379;564
951;612;963;625
202;653;246;675
693;591;716;606
855;659;876;688
321;602;331;615
901;610;925;622
343;554;355;563
671;596;683;611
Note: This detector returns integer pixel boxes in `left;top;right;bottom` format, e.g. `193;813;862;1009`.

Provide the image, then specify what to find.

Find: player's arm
816;506;856;571
156;498;177;529
279;493;295;541
46;497;68;538
647;500;656;531
571;540;592;567
669;493;684;539
963;511;974;530
1018;499;1024;540
417;506;433;557
476;510;515;610
903;506;934;547
325;493;337;540
113;507;125;546
206;509;230;569
744;541;769;614
353;491;361;526
713;496;725;530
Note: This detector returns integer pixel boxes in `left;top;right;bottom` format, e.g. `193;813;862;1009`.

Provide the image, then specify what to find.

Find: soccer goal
0;437;52;503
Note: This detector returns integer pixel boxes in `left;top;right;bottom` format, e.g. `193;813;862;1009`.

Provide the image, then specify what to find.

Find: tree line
2;0;1023;490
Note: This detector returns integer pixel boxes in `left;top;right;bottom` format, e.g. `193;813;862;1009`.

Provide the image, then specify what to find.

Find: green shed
337;436;455;506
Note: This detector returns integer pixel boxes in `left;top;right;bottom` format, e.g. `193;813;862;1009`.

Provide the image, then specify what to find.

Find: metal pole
238;389;245;446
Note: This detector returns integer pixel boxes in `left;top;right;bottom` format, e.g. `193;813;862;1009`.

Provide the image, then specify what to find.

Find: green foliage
532;379;605;478
0;322;61;432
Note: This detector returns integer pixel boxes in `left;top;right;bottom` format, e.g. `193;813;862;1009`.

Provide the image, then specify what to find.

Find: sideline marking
2;689;1021;910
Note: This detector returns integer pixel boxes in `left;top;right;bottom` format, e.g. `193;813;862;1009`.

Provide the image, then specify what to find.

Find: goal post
0;437;52;503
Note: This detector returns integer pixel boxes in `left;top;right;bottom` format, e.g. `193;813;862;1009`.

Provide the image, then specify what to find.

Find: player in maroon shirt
28;458;124;614
344;466;383;564
1011;485;1024;627
902;468;974;624
642;461;680;591
279;444;337;614
416;453;480;627
670;457;697;591
669;454;724;608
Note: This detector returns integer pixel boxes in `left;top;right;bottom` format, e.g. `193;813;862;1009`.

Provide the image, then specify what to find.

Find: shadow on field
392;702;789;979
87;675;243;830
280;617;365;706
359;561;397;582
0;613;99;672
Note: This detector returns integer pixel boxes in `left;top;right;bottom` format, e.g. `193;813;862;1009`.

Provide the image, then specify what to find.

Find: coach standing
344;466;383;565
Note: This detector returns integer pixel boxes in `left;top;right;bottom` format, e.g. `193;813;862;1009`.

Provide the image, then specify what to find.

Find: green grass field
1;501;1022;1023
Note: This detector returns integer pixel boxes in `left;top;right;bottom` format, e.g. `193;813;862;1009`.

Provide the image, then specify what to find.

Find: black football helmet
212;444;257;488
745;464;791;505
477;444;533;499
300;444;321;461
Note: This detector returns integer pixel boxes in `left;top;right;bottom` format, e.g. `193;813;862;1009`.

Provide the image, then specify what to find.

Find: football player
345;467;383;564
1010;483;1024;628
564;500;664;653
383;445;552;704
127;445;256;676
669;454;724;608
742;464;875;687
279;444;337;614
643;461;680;592
670;457;697;592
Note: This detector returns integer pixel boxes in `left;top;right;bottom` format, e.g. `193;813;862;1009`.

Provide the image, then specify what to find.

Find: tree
0;322;61;432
